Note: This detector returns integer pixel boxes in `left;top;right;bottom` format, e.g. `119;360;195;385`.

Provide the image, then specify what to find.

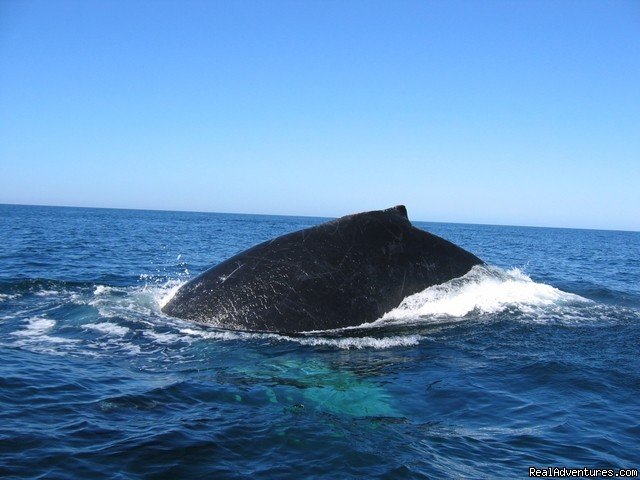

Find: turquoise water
1;204;638;478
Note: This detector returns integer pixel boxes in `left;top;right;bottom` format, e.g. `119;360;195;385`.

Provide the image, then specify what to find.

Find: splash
381;265;589;323
157;281;184;309
89;277;186;318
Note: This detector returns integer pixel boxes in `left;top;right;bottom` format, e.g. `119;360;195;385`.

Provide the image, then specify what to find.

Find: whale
162;205;483;333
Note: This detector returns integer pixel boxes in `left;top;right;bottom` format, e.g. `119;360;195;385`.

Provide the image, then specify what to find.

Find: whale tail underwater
162;205;483;333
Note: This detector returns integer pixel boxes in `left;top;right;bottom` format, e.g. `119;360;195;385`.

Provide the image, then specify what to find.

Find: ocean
0;204;638;479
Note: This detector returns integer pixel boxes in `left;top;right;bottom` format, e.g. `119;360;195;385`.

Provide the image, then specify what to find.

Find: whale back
162;205;483;332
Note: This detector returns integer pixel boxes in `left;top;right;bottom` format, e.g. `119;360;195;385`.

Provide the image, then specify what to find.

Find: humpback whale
162;205;483;333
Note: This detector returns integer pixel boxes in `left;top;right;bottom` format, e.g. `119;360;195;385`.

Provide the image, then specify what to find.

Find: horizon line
1;201;638;234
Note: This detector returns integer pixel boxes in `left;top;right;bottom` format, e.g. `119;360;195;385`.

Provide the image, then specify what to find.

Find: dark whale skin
162;206;483;333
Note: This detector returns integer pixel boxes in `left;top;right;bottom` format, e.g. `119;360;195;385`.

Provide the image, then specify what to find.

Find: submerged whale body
162;206;483;333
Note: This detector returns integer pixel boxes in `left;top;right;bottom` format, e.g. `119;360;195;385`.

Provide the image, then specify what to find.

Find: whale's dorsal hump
384;204;408;220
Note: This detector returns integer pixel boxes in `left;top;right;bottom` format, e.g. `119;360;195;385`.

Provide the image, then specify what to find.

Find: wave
4;265;627;355
355;265;591;327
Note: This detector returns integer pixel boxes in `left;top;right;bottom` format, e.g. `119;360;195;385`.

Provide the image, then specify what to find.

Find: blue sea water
0;204;638;479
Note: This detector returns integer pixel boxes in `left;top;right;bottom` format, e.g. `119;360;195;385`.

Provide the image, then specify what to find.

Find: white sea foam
143;330;184;344
292;334;422;349
11;318;56;336
34;289;60;297
94;285;117;296
0;293;20;302
178;327;421;350
120;343;142;355
9;317;79;355
179;327;246;341
380;265;589;324
84;322;130;336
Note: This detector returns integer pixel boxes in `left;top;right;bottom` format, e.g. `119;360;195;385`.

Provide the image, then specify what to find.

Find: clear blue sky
1;1;638;230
